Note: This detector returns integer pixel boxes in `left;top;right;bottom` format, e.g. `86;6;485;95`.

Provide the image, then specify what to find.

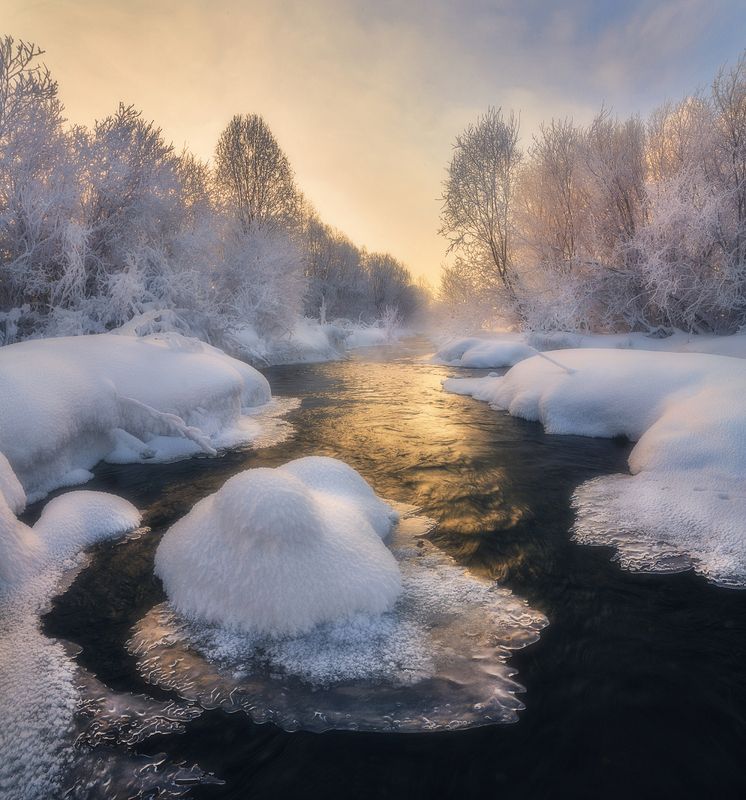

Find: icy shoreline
0;331;282;502
433;330;746;369
444;348;746;586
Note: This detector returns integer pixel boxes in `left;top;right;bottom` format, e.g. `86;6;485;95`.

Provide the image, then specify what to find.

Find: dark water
44;337;746;799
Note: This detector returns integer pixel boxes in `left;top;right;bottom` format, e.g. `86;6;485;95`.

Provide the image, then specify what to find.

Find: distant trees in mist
0;36;424;346
440;53;746;334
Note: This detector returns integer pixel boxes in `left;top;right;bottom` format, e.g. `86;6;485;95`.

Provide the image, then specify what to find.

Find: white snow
344;325;407;349
434;330;746;369
0;332;274;502
155;458;402;636
433;333;537;368
444;348;746;586
0;455;141;799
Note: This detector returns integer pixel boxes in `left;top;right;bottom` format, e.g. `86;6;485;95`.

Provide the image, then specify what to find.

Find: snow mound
433;334;536;368
0;332;274;502
0;455;141;592
132;507;548;732
444;349;746;586
280;456;399;538
155;460;402;636
35;491;144;560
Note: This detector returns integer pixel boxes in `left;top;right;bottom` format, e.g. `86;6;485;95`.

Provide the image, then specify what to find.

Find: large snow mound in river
444;349;746;586
155;458;402;636
0;332;272;502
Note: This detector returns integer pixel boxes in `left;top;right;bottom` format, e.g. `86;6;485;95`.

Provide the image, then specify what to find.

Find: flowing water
42;337;746;799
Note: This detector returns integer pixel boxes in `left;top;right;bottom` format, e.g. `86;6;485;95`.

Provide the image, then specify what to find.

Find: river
43;337;746;799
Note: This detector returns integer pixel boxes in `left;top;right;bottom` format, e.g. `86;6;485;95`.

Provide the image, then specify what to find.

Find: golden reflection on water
305;356;529;546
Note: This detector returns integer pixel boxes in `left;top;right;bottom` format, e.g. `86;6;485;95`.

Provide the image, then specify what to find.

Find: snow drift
444;349;746;586
434;330;746;369
433;334;537;368
0;332;273;502
155;457;402;636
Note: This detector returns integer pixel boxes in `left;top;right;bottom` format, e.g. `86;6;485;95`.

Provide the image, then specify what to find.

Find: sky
3;0;746;282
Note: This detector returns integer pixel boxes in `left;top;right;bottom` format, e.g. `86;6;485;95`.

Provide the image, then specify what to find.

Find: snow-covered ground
434;330;746;368
0;456;142;799
0;332;290;502
444;348;746;587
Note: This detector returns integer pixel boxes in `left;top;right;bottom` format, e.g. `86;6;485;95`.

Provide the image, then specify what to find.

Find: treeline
439;52;746;334
0;36;424;346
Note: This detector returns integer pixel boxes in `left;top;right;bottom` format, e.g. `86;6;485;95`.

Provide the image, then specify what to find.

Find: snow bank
444;349;746;586
433;333;536;368
0;332;273;501
0;453;25;516
344;325;407;349
0;455;142;799
155;458;402;636
220;318;347;365
435;330;746;369
527;330;746;359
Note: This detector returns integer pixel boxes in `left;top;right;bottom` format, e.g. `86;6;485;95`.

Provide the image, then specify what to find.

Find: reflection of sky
5;0;745;281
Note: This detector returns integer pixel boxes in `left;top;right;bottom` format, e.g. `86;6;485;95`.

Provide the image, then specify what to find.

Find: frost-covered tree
0;36;75;322
712;54;746;275
440;107;522;313
216;224;306;335
214;114;300;232
0;34;421;349
303;216;366;322
518;119;587;272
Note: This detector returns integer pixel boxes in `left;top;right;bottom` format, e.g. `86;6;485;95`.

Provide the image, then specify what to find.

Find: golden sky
3;0;745;282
